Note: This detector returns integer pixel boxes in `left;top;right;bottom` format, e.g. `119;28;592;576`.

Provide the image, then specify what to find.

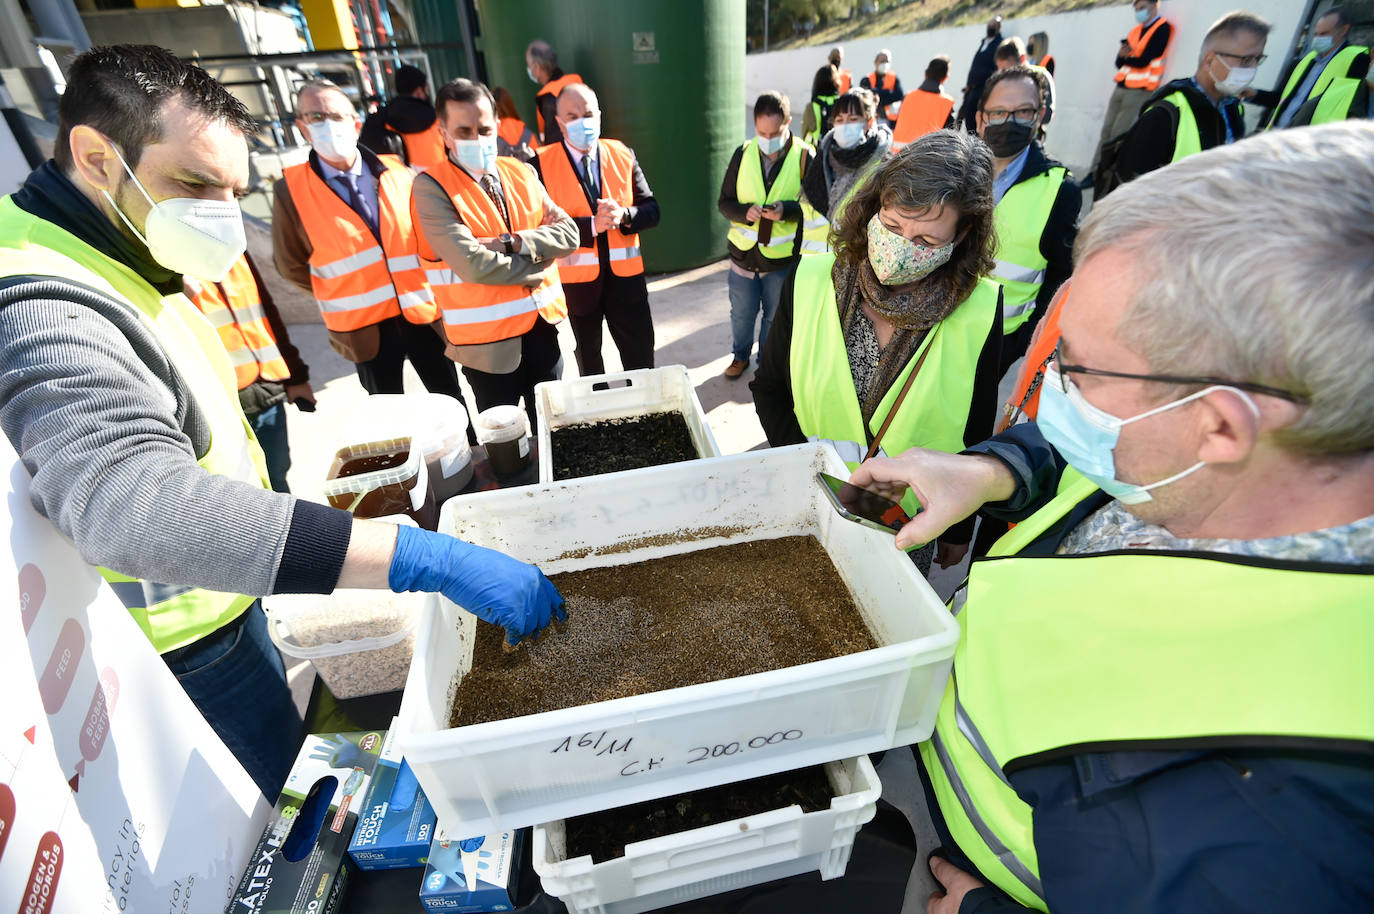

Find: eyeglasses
981;106;1040;126
298;111;355;125
1051;343;1308;402
1214;51;1268;67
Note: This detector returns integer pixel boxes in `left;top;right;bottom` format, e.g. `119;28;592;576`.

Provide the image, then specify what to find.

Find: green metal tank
476;0;744;272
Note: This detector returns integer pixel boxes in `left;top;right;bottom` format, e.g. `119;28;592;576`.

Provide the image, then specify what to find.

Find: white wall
746;0;1307;173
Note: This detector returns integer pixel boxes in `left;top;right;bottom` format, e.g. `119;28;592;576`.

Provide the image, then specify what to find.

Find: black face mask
982;120;1035;158
987;23;1000;37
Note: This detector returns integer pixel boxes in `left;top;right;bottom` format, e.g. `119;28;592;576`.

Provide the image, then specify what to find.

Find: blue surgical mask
1312;34;1335;54
527;66;539;84
452;135;498;175
757;128;789;156
1134;7;1151;24
834;121;866;149
1035;365;1257;504
564;115;600;151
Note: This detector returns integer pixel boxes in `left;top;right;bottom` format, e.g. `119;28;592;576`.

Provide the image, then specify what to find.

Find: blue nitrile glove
388;525;566;645
307;734;374;771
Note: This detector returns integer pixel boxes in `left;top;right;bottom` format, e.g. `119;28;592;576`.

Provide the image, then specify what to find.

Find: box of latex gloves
349;721;437;870
418;826;525;912
230;731;385;914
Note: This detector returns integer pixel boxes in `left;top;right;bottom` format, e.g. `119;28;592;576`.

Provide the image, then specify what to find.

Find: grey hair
1199;10;1272;62
295;78;358;120
527;39;558;70
1075;121;1374;455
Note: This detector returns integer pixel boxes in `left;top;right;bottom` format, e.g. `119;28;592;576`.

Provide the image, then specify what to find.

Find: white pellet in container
266;589;424;699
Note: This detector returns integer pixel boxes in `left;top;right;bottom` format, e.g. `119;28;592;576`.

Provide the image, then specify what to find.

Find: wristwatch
498;232;515;254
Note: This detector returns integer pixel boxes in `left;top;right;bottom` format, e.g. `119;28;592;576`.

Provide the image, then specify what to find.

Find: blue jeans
727;267;788;362
249;401;291;493
162;602;302;800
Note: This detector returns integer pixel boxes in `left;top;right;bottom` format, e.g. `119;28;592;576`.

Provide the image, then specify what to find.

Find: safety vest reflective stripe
991;166;1064;334
310;245;385;279
317;283;401;314
186;256;290;388
1114;18;1171;91
556;245;643;270
728;138;807;258
806;435;886;465
282;154;436;331
798;197;831;256
990;260;1046;286
0;198;265;654
440;283;565;325
398;288;435;310
1266;46;1369;128
203;302;265;327
414;156;567;344
927;728;1046;902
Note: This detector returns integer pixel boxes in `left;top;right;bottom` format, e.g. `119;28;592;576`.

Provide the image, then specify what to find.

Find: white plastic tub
535;365;721;482
533;756;880;914
397;443;959;835
341;394;474;503
266;589;424;699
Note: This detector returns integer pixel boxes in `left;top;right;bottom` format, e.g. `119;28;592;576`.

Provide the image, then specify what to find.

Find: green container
476;0;744;272
408;0;472;84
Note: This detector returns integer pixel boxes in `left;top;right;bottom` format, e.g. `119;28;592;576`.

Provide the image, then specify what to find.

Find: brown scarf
832;255;964;422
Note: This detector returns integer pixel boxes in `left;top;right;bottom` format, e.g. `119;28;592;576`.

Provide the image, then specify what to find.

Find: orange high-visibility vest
187;255;289;391
535;72;583;139
499;117;531;148
536;139;644;284
836;68;853;94
282;154;437;332
998;279;1069;433
1114;17;1171;91
414;156;567;345
390;123;447;172
866;71;899;120
891;89;955;150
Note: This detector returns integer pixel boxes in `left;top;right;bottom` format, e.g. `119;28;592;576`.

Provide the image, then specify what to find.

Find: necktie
338;172;378;235
480;174;511;228
580;154;598;203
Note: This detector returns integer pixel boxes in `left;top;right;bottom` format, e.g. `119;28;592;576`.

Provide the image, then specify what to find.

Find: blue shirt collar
992;143;1032;205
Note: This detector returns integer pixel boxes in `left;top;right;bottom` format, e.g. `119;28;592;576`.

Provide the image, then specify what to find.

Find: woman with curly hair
751;130;1004;573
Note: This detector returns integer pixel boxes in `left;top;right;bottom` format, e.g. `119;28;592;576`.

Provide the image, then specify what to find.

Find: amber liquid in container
326;442;439;530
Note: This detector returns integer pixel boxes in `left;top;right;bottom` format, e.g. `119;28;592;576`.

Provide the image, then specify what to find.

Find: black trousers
354;315;477;444
460;317;563;431
565;272;655;377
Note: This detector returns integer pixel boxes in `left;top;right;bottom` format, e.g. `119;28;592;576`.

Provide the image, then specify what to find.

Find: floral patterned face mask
865;213;955;286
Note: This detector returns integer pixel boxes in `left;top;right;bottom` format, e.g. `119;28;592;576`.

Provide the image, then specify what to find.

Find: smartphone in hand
817;472;915;535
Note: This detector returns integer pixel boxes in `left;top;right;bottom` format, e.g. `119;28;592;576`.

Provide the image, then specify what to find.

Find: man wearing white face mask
1111;11;1269;188
848;122;1374;914
0;46;568;802
534;83;660;376
412;78;579;430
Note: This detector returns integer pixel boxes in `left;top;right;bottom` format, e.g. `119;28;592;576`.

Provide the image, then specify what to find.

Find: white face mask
834;121;866;149
307;118;359;162
757;127;790;156
103;143;246;282
1212;56;1258;96
876;61;891;75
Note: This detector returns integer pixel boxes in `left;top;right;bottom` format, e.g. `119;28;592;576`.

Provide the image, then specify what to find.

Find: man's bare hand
849;449;1015;551
927;856;985;914
746;204;764;223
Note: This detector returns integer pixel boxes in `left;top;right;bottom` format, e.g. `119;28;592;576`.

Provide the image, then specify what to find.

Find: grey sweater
1;165;350;598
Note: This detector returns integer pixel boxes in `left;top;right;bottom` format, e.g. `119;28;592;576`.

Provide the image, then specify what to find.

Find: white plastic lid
344;394;470;461
475;405;529;444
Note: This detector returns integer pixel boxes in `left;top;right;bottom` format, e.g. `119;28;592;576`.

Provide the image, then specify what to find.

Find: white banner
0;444;269;914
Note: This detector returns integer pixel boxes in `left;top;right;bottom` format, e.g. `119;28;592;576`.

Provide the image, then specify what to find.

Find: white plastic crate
396;443;959;835
533;756;880;914
534;365;722;482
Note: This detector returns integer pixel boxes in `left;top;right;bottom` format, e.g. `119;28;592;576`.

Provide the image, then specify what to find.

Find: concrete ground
277;259;1005;911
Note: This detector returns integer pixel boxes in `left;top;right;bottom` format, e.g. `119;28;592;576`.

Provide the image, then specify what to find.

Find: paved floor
276;258;1008;911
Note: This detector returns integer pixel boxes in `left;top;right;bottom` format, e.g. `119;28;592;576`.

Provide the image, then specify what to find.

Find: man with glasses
273;80;471;417
1111;11;1270;187
975;65;1079;374
849;121;1374;912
